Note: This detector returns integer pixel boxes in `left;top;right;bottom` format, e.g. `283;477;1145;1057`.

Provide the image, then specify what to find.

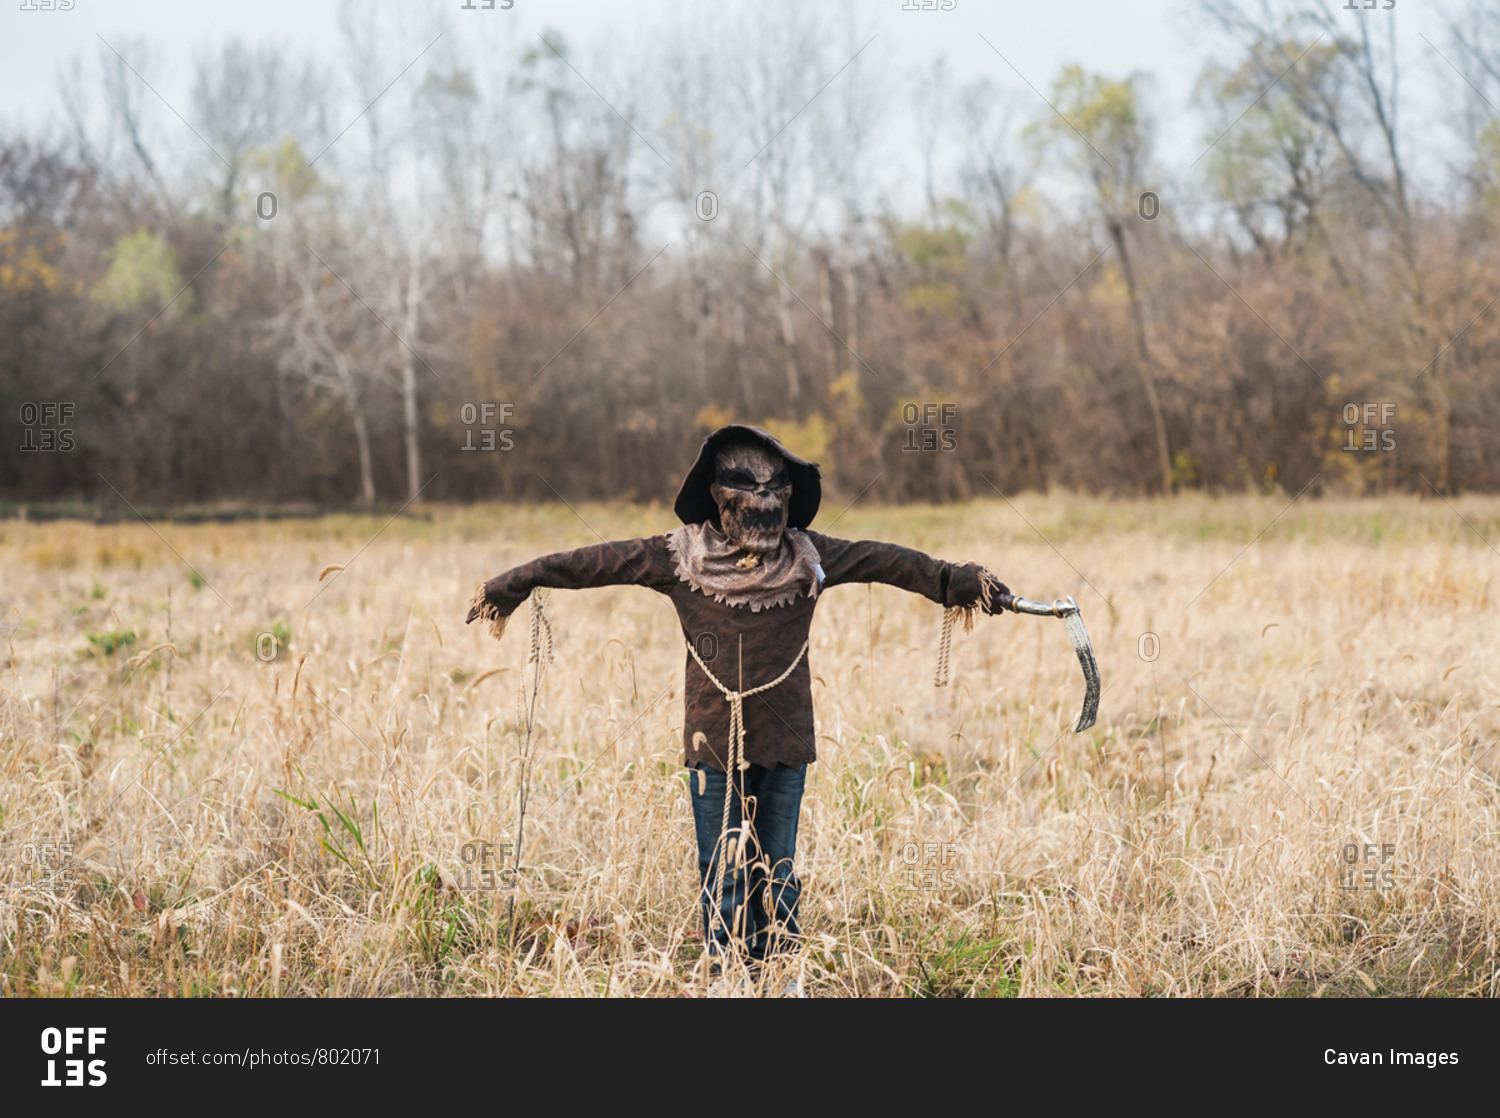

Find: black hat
674;424;822;530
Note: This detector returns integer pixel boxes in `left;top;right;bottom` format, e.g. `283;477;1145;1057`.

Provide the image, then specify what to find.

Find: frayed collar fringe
665;524;822;611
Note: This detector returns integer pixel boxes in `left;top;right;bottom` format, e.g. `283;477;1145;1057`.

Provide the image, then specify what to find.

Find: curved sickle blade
1061;596;1101;732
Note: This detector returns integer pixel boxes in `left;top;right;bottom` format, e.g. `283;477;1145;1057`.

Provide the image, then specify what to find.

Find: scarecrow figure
466;424;1010;979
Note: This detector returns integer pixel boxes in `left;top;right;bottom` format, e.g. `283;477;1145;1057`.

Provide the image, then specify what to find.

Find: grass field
2;493;1498;997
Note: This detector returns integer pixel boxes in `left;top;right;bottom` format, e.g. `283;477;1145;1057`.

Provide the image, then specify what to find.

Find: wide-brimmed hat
673;424;822;530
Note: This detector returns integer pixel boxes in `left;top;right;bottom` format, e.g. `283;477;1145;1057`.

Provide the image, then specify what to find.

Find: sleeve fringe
468;584;511;642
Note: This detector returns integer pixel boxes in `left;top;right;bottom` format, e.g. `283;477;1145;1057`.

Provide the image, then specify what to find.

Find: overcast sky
0;0;1473;216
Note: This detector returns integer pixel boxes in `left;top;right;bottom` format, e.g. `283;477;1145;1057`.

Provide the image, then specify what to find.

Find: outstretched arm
807;533;1009;612
466;537;670;637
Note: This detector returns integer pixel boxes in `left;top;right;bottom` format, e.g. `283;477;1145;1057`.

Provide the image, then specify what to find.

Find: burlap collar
664;524;823;611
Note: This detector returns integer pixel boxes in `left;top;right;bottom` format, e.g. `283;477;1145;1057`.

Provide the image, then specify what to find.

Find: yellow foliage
828;370;865;415
0;228;62;294
759;413;831;467
894;223;970;273
91;230;184;315
903;281;962;319
694;404;736;431
249;137;324;201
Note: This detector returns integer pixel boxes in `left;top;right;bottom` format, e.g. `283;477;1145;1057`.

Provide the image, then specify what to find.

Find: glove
949;564;1009;613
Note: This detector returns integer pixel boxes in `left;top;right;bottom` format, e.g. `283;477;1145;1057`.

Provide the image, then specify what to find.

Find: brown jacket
474;531;994;771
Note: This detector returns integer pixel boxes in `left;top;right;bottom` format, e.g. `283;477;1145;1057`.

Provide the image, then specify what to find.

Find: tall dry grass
2;494;1498;996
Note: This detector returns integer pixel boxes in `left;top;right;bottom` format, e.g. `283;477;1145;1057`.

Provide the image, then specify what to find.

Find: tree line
3;0;1500;510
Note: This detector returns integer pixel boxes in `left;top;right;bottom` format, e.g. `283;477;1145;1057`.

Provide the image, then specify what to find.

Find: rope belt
685;636;808;949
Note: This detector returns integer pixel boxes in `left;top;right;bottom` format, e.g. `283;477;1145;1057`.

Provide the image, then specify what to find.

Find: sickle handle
996;593;1077;618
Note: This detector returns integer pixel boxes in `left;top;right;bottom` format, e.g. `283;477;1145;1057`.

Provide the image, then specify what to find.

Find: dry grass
2;494;1498;997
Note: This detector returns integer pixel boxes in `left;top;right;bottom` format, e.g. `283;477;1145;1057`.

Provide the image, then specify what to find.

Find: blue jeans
690;761;806;965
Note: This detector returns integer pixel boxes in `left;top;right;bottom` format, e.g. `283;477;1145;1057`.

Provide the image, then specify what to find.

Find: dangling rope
934;566;1007;687
686;636;809;949
934;607;963;689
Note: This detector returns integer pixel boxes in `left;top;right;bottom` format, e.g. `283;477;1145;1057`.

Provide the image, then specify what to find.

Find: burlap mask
710;442;792;554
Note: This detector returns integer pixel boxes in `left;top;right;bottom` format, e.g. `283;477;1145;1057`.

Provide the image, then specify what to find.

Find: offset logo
459;403;516;451
40;1027;106;1087
18;402;76;453
900;402;957;452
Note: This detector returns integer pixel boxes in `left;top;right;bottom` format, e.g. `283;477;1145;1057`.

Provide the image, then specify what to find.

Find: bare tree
191;40;324;225
1195;51;1343;273
913;57;953;220
1447;0;1500;205
825;6;887;382
336;0;452;503
660;14;735;393
958;78;1028;269
262;159;379;509
282;259;380;510
97;38;171;202
1042;66;1172;492
1202;2;1413;268
734;5;836;405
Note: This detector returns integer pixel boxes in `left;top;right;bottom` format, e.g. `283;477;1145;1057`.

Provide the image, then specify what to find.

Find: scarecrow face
710;442;792;553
